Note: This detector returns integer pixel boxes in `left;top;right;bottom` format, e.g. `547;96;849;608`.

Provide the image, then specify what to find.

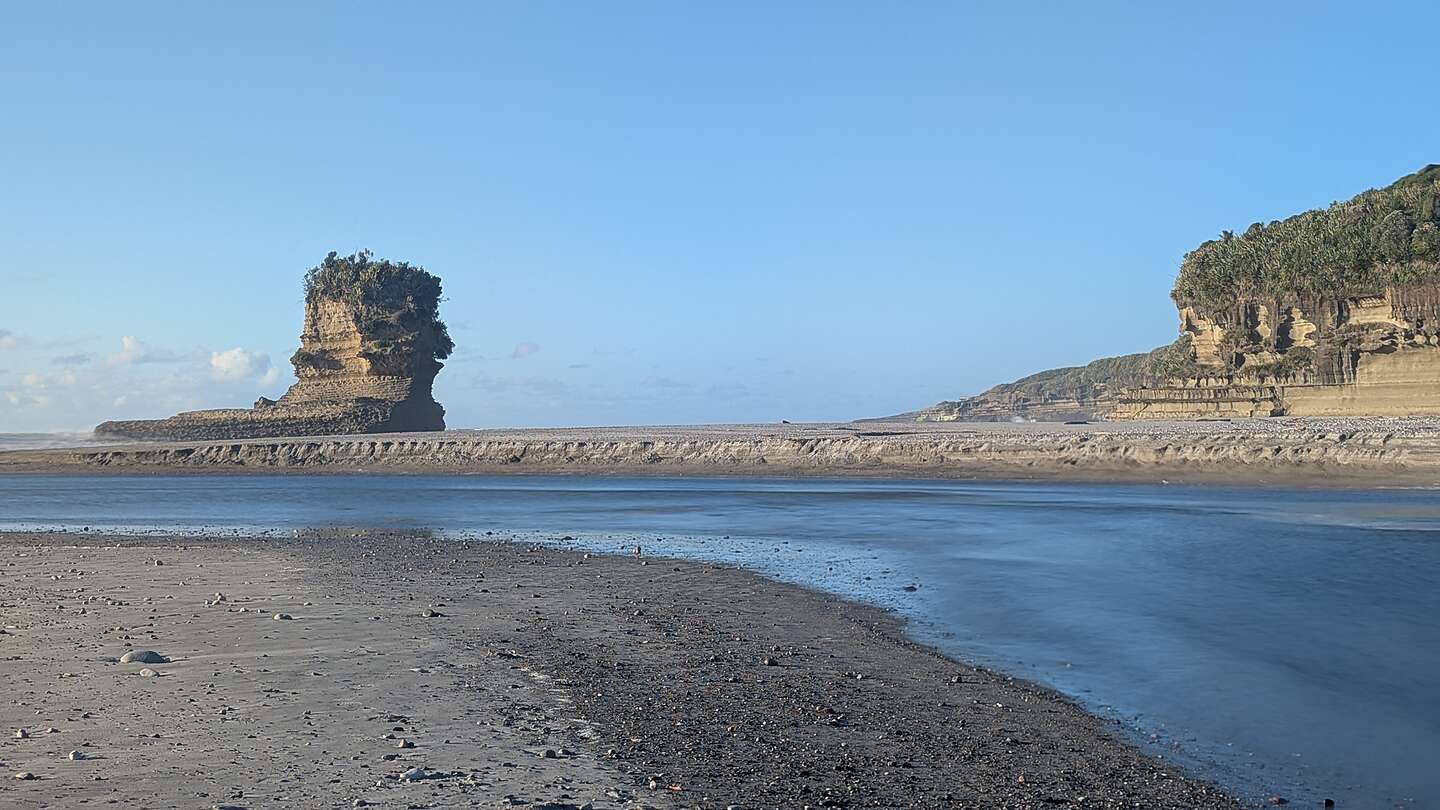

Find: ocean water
0;473;1435;808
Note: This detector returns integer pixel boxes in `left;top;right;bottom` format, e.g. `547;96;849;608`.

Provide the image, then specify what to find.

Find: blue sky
2;2;1437;431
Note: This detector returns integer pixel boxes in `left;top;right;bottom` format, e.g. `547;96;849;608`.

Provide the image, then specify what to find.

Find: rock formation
1114;164;1440;419
915;164;1440;421
96;251;452;440
915;343;1192;422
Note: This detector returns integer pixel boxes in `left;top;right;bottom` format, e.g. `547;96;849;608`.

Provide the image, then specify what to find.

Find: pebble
399;766;427;781
421;608;441;618
67;750;84;761
397;739;415;749
119;650;168;664
14;771;36;780
139;668;158;677
14;728;28;739
273;613;293;621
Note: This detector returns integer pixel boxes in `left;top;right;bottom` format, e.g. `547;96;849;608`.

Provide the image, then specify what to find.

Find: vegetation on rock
1172;165;1440;312
927;336;1199;417
302;250;454;361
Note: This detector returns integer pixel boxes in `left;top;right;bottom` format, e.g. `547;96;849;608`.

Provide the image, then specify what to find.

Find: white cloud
108;335;187;366
21;370;77;389
210;347;272;381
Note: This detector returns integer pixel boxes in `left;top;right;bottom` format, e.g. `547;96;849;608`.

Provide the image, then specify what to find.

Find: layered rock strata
1113;289;1440;419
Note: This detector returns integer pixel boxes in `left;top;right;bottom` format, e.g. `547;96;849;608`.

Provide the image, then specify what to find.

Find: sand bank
0;531;1245;808
6;419;1440;485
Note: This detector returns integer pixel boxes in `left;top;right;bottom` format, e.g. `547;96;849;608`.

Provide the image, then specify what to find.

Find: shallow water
1;473;1436;808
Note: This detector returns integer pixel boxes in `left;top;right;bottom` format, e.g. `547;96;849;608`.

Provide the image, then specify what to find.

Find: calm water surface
1;474;1436;808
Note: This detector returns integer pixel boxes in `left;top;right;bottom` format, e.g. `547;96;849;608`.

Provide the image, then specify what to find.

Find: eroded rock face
1114;286;1440;419
96;285;447;441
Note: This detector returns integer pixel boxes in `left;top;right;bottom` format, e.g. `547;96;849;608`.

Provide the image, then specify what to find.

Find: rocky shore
6;418;1440;485
0;531;1244;809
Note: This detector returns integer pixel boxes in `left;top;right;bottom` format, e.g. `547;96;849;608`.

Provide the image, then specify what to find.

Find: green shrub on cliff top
1171;165;1440;312
303;250;454;361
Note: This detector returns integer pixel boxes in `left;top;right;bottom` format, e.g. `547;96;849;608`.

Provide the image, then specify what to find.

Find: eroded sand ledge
6;419;1440;485
0;531;1243;808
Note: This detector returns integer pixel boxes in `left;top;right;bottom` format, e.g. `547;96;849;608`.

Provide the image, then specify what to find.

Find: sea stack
96;251;453;440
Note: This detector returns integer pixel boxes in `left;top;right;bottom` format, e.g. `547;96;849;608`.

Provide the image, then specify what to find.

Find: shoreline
0;530;1245;808
5;418;1440;487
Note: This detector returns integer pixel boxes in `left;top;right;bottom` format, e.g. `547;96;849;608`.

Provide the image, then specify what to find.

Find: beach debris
66;750;85;761
139;668;158;677
13;771;36;780
119;650;168;664
273;613;293;621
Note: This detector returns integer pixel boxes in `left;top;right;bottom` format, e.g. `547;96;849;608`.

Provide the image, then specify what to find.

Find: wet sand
0;531;1244;809
5;419;1440;486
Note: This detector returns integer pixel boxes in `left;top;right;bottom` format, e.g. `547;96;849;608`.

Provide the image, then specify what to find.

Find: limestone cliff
915;165;1440;422
1115;165;1440;419
96;251;451;440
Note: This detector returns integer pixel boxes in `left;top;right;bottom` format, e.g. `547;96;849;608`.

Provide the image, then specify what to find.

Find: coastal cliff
918;165;1440;421
95;252;452;440
1115;164;1440;419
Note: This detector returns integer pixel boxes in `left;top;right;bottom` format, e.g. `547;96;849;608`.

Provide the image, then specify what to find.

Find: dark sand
0;531;1245;809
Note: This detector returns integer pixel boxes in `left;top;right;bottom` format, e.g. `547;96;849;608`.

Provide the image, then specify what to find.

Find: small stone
421;608;441;618
14;729;28;739
397;739;415;749
139;668;158;677
541;749;557;759
399;766;426;781
67;750;84;761
213;593;227;602
14;771;35;780
273;613;292;621
119;650;168;664
1269;798;1289;806
761;657;779;666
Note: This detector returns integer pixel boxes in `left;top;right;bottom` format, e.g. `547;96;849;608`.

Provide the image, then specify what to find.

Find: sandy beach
0;531;1244;809
6;418;1440;486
